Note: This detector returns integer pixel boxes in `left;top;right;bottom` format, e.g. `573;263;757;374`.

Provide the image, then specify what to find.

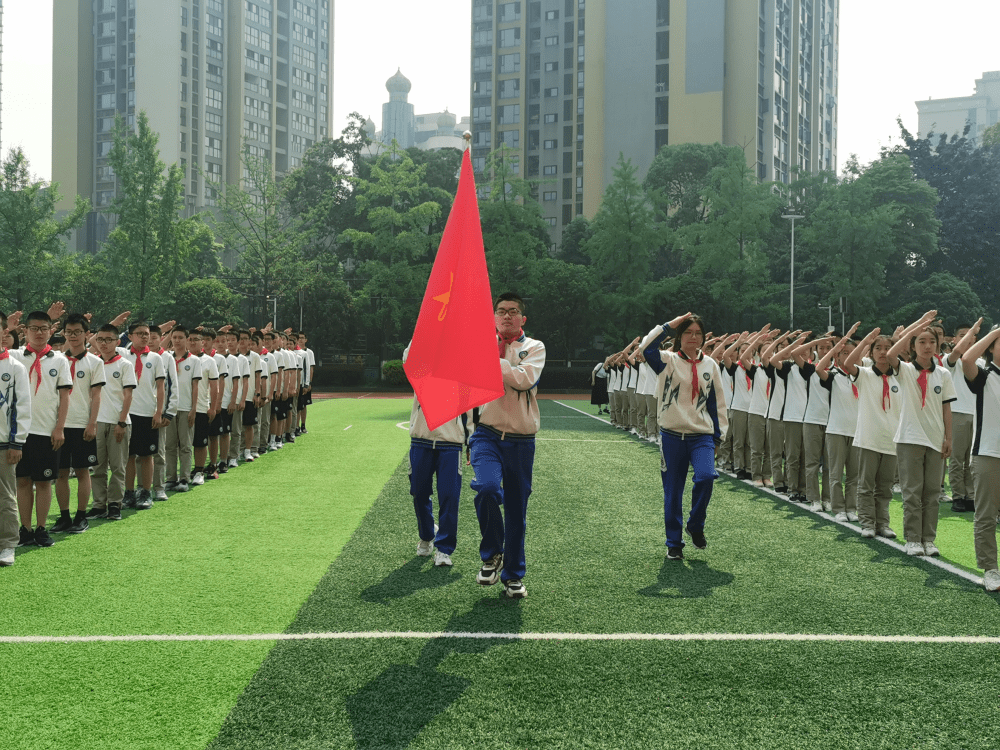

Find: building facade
916;72;1000;146
469;0;839;246
373;69;470;153
52;0;334;253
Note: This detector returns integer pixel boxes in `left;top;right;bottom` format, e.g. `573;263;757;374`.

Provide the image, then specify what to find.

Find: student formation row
0;308;317;567
594;311;1000;591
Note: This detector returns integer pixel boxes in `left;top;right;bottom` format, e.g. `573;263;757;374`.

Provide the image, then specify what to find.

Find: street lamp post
266;295;278;329
818;303;833;333
782;213;804;329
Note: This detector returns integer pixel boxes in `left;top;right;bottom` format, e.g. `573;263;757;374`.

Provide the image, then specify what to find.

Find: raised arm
960;320;996;382
845;327;879;378
887;310;937;369
769;330;808;369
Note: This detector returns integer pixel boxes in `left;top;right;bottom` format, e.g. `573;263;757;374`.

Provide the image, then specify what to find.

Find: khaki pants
258;402;272;451
607;391;617;423
730;409;750;471
857;448;896;532
635;392;648;437
719;409;734;467
783;420;806;493
972;455;1000;570
0;455;18;550
826;434;859;514
749;413;771;480
897;442;943;544
165;410;194;482
230;411;244;460
949;412;974;499
803;423;830;505
93;422;130;509
153;434;167;493
767;418;786;486
626;388;638;429
645;394;658;438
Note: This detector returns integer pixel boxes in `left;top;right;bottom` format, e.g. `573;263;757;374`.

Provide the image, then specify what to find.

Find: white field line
356;393;374;399
552;400;612;425
3;631;1000;645
343;425;353;431
536;438;637;443
551;400;984;588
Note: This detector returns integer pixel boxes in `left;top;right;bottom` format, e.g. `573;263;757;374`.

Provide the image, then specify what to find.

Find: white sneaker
904;542;925;556
250;451;260;460
983;569;1000;592
416;539;433;556
876;526;897;539
267;444;278;452
0;547;14;566
434;551;453;567
938;490;950;503
892;483;902;494
154;490;168;501
861;528;876;538
923;542;940;557
834;512;849;522
822;501;832;513
809;502;823;512
275;440;284;449
191;472;205;486
846;512;859;522
228;458;239;469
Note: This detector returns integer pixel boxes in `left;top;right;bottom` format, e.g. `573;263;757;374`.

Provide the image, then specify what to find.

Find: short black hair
128;321;149;334
495;292;525;314
6;330;19;348
172;324;188;336
251;332;263;342
671;315;707;352
99;323;119;336
148;325;161;335
202;327;217;340
49;333;66;346
237;329;250;339
26;310;52;325
64;313;90;332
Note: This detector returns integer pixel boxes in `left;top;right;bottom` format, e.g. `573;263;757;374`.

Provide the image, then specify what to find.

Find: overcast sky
3;1;999;183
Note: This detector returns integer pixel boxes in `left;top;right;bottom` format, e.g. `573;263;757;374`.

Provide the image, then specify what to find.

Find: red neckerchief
157;348;165;355
67;348;88;381
934;353;944;366
261;347;269;355
103;354;122;364
680;351;703;403
0;347;8;361
175;352;190;372
916;360;933;408
498;328;524;358
739;362;752;391
25;344;53;394
130;346;150;382
836;367;859;398
210;349;217;357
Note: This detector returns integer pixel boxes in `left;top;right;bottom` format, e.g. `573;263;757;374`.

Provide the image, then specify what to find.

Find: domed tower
381;68;415;149
436;108;457;135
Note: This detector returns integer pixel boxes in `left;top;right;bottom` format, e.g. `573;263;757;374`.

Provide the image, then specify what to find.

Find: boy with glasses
164;326;201;493
13;312;73;547
90;325;136;521
52;314;105;534
470;293;546;599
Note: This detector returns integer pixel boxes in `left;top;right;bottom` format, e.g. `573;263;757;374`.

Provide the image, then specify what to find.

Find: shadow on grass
638;557;735;599
360;556;461;604
346;597;523;750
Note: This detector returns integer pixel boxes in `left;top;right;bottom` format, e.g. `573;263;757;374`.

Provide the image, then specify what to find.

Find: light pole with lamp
818;303;834;333
782;213;804;329
266;295;278;329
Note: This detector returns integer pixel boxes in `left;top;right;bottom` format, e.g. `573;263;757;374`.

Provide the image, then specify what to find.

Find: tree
982;122;1000;149
103;112;195;315
158;278;241;327
558;216;593;265
885;272;986;332
215;143;308;327
527;258;598;360
0;148;87;311
585;154;659;294
644;142;736;227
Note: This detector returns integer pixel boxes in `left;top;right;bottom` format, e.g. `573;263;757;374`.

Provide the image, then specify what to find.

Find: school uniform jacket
478;333;546;437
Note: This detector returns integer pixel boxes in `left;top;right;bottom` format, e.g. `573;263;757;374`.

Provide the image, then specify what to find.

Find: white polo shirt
945;358;976;416
0;354;32;448
748;364;770;418
852;365;901;456
894;360;957;451
721;365;734;409
12;347;73;436
116;347;166;418
821;370;859;438
248;351;264;400
727;363;753;412
64;350;107;429
171;352;203;412
626;363;638;389
195;353;220;413
778;362;809;422
764;364;786;421
967;363;1000;459
98;355;138;425
802;363;831;427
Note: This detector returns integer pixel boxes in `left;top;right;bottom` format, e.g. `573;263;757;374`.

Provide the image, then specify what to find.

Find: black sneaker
774;485;789;494
165;480;179;491
174;480;189;493
294;428;302;437
34;526;54;547
300;427;308;434
285;433;296;444
477;554;503;586
50;514;74;533
217;462;228;475
736;470;752;480
106;503;122;521
951;497;966;513
69;512;89;534
18;526;35;547
86;506;108;519
135;490;153;510
686;526;708;549
503;579;527;599
667;547;684;561
123;490;137;509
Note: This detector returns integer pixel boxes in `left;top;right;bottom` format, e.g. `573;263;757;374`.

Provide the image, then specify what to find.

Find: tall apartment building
916;72;1000;146
470;0;838;246
53;0;334;253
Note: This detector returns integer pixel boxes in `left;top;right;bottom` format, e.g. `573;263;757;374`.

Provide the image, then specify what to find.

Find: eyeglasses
64;329;86;337
495;308;522;318
95;337;117;344
27;326;51;333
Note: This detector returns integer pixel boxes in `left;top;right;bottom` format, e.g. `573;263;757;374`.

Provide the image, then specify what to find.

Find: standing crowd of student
0;304;316;566
599;309;1000;592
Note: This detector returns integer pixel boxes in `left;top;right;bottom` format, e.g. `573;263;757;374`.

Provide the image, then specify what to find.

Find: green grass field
3;398;999;749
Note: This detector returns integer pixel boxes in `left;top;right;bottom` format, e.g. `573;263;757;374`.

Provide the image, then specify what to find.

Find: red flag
404;149;504;431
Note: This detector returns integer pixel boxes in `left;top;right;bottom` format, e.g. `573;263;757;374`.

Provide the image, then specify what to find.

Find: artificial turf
0;399;410;750
207;400;1000;750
